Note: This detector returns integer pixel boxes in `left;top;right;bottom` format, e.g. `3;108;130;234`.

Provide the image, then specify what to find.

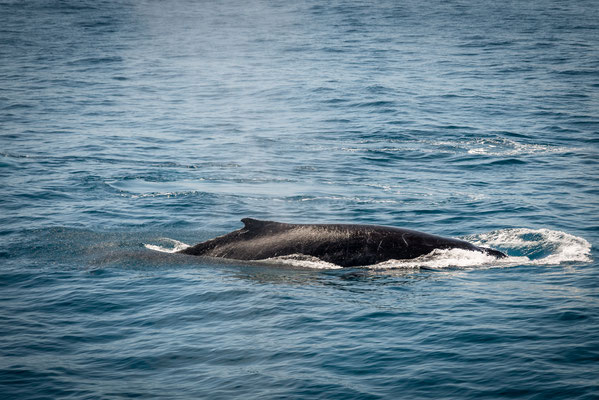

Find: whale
179;218;506;267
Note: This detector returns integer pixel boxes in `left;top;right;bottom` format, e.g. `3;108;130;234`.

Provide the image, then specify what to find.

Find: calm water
1;0;598;398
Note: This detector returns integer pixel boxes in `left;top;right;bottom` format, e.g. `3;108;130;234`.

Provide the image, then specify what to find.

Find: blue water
1;0;598;398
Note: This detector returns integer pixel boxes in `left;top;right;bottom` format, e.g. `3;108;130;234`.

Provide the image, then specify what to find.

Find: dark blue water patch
354;100;397;108
555;310;590;322
365;84;395;95
0;368;83;399
77;18;117;29
2;103;34;110
321;97;350;104
449;155;526;169
478;158;528;167
554;69;599;77
569;118;599;128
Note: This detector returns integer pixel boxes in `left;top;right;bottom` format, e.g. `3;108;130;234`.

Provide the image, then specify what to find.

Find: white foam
144;239;190;253
368;248;506;270
468;228;592;265
464;139;567;156
430;137;569;156
259;254;343;270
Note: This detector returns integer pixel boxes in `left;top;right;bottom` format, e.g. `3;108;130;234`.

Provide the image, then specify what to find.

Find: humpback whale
179;218;506;267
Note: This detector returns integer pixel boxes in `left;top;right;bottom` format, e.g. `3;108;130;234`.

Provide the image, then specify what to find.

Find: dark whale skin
179;218;506;267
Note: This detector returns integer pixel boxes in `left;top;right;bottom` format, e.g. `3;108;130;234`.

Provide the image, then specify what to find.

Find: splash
468;228;592;265
144;239;190;253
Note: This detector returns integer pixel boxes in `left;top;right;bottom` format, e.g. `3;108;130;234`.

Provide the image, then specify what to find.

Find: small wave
144;239;190;253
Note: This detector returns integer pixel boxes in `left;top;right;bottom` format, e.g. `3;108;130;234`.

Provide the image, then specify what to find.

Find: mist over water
1;0;598;398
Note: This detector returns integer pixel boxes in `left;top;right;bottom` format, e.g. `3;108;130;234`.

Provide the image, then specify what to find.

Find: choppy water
1;0;598;398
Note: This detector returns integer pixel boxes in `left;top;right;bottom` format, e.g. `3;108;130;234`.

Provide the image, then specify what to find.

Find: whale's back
179;218;503;267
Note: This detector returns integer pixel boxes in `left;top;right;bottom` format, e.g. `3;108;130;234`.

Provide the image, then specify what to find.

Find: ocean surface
1;0;598;398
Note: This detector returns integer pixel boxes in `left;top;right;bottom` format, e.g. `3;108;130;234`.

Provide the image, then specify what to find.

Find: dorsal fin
241;218;272;231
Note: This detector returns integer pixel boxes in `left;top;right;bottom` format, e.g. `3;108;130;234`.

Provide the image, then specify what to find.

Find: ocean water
1;0;598;398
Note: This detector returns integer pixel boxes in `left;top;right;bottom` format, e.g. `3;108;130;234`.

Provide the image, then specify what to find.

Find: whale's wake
469;228;592;265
